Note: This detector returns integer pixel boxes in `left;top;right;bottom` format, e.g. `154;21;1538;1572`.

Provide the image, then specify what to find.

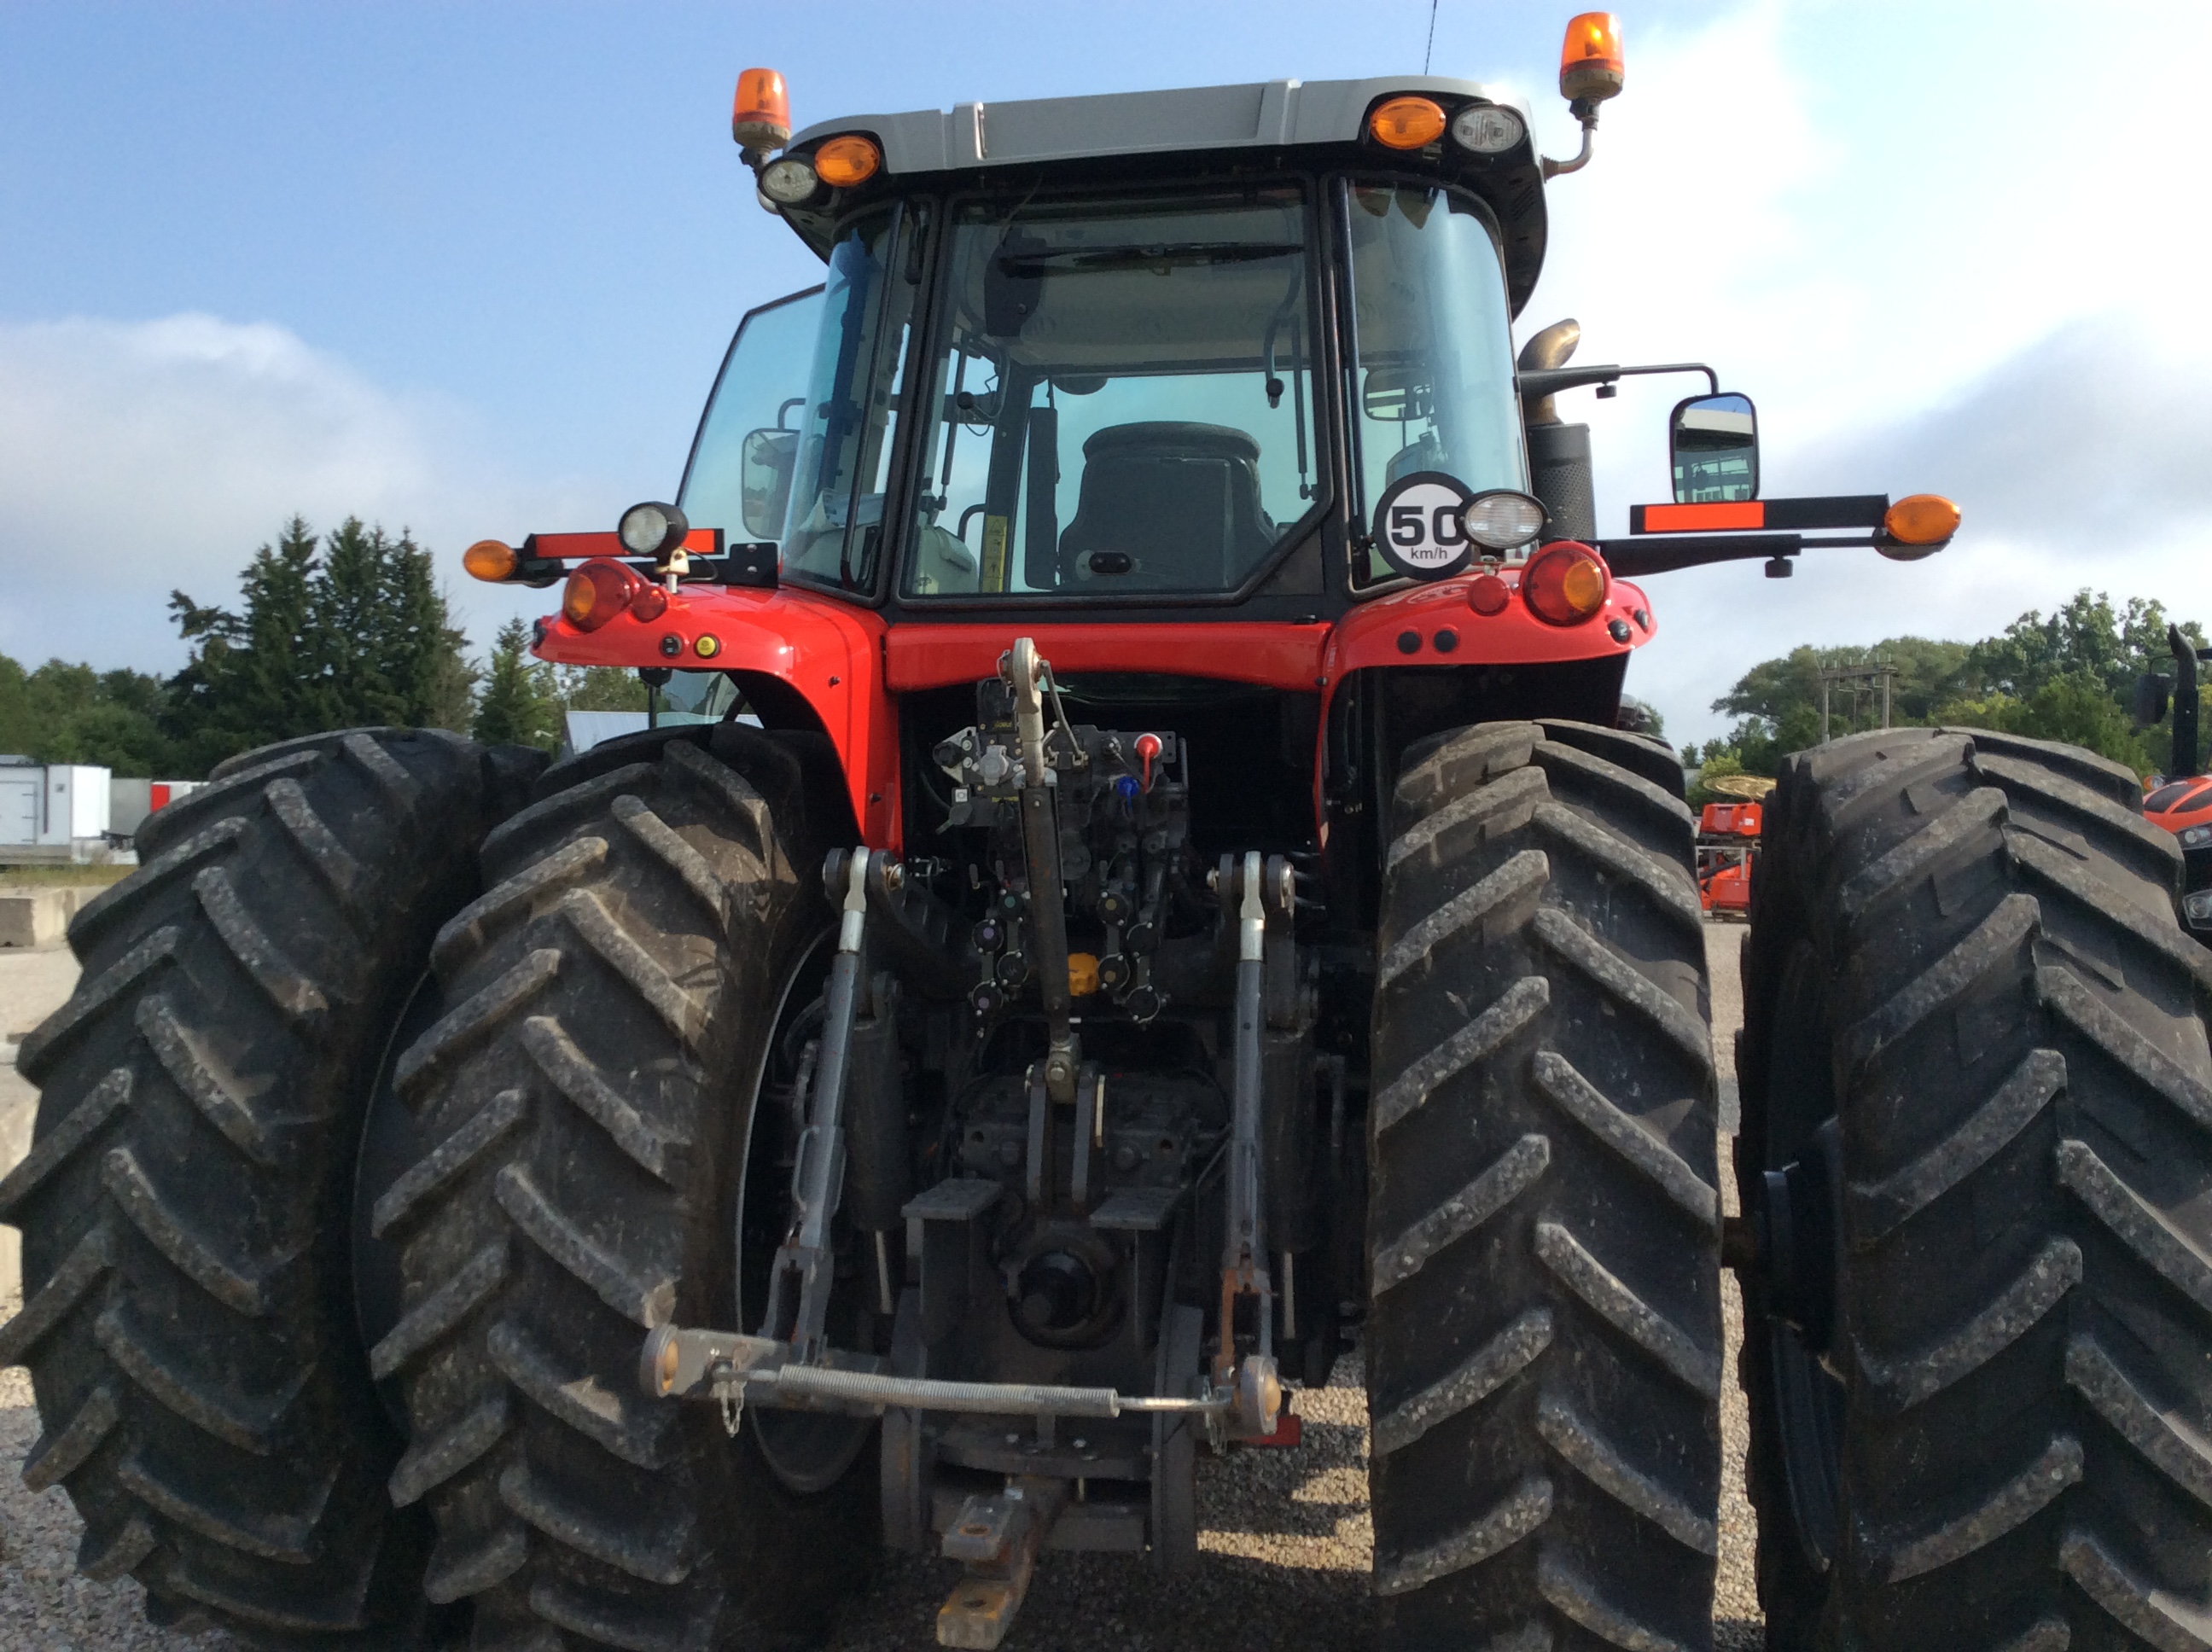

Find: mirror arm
1598;530;1953;579
1518;361;1720;402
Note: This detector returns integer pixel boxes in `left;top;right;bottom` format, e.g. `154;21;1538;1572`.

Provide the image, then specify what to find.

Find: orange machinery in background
1697;799;1761;918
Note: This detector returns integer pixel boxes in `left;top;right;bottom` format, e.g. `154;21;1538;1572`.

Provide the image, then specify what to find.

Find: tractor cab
680;76;1547;615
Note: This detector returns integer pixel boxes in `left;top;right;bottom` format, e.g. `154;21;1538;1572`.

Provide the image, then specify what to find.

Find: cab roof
778;75;1551;315
789;76;1534;174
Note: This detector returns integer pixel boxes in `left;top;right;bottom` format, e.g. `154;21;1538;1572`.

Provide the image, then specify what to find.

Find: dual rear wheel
12;719;2210;1649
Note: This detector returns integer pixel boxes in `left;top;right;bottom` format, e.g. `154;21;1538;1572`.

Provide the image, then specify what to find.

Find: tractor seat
1058;422;1278;590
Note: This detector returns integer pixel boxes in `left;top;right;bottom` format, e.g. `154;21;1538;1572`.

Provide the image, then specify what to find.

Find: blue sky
3;1;2208;742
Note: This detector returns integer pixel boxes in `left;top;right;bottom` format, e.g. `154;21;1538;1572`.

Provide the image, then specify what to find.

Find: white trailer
0;759;114;862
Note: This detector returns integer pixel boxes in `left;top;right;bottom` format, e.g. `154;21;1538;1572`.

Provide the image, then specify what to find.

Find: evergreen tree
166;515;478;772
473;620;560;750
166;517;323;771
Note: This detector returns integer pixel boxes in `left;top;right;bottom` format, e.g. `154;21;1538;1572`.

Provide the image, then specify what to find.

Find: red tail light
562;560;641;632
1521;543;1610;625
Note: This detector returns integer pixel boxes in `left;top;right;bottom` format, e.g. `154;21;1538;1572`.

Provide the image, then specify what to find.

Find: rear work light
563;560;643;632
1461;490;1547;551
1522;544;1611;625
813;134;882;188
1451;103;1525;155
1369;96;1447;150
760;156;819;205
619;500;690;560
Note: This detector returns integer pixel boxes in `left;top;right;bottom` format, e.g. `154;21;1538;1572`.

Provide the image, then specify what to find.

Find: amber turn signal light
1369;96;1447;150
732;67;792;151
814;134;882;188
1522;544;1610;625
562;560;640;632
1883;494;1960;546
1560;13;1625;103
463;539;519;583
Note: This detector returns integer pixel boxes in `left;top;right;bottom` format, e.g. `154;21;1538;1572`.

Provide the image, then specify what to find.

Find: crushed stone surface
0;927;1763;1649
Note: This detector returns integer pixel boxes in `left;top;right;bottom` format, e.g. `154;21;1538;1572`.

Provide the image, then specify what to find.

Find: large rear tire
3;728;523;1643
1738;727;2212;1648
381;724;875;1652
1367;719;1723;1651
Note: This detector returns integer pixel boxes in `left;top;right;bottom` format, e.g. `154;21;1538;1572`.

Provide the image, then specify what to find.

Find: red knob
1135;732;1162;789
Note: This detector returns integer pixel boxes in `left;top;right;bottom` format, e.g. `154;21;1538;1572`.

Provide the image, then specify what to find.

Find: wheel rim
1761;941;1848;1579
731;928;873;1494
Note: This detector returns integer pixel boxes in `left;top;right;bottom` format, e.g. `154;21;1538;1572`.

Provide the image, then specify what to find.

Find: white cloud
1508;2;2212;744
0;313;602;676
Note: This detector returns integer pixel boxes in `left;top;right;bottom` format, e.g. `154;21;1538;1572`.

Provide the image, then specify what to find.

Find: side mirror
740;428;798;539
1670;392;1758;503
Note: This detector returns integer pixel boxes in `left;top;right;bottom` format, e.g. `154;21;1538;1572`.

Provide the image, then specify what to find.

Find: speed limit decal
1371;471;1476;579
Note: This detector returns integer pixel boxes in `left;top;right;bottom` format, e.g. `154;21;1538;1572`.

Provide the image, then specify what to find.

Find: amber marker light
732;67;792;151
656;1334;681;1396
1884;494;1961;545
1369;96;1447;150
562;561;638;633
1560;13;1626;102
1522;544;1611;625
814;134;882;188
463;539;519;583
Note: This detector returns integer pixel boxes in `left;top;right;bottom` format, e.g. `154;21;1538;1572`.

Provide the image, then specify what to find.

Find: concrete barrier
0;890;79;949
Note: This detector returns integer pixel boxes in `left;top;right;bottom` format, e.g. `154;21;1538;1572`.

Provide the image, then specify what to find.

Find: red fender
535;579;899;850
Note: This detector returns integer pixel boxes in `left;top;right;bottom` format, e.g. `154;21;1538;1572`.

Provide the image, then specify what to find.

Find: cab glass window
777;206;928;592
678;287;825;544
901;187;1322;597
1341;180;1525;585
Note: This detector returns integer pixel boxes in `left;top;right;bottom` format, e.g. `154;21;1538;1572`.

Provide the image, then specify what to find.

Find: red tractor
2139;623;2212;943
14;15;2207;1652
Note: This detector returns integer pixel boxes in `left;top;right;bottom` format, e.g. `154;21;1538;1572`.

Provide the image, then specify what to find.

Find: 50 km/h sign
1371;470;1476;579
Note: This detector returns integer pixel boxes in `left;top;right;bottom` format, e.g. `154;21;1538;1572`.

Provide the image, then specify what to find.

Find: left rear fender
533;583;899;850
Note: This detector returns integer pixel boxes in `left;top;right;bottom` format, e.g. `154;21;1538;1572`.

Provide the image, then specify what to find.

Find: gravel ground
0;924;1765;1650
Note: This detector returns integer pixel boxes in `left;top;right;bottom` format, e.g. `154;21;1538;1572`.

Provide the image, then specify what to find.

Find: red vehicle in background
2138;624;2212;939
1696;799;1760;919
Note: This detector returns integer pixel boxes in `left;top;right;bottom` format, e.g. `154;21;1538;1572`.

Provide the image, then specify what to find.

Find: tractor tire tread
1369;723;1720;1650
1741;725;2212;1649
388;724;867;1652
3;726;499;1644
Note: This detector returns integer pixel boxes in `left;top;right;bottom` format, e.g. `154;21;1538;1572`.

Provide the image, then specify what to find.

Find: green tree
1703;637;1973;776
1959;590;2203;705
0;655;182;774
473;620;560;750
1683;591;2207;782
1931;672;2155;771
166;515;478;773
